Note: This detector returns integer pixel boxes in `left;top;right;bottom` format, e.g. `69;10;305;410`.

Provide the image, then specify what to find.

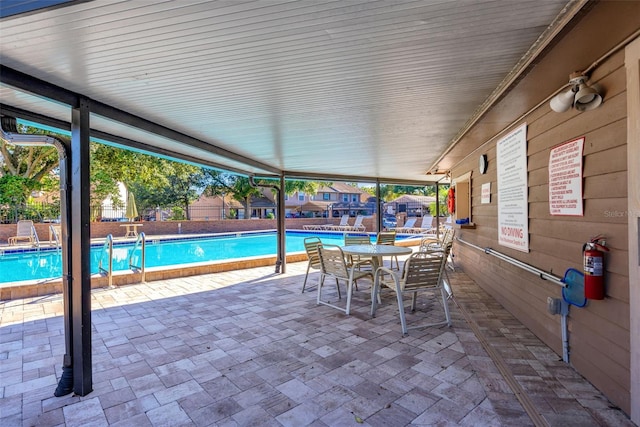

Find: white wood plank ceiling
0;0;576;182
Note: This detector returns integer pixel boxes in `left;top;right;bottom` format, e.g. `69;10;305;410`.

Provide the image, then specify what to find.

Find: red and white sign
549;137;584;216
481;182;491;204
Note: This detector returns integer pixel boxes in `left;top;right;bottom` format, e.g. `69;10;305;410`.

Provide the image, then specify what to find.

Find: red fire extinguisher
583;236;609;300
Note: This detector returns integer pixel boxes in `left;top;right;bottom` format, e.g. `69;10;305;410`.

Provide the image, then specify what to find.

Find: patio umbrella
125;191;138;222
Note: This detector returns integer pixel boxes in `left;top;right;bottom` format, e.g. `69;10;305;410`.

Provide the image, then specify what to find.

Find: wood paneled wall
451;51;631;412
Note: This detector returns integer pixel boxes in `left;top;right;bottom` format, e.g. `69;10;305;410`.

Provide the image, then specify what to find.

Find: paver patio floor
0;259;634;426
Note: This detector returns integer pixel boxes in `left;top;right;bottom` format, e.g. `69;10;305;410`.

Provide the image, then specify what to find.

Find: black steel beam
281;170;440;186
0;104;277;178
0;66;281;175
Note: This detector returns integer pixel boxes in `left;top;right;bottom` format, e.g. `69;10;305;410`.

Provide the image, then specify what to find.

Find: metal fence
0;202;60;224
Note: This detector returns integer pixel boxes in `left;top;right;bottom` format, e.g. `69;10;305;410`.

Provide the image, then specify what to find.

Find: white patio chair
344;234;373;272
371;242;452;334
302;237;322;293
376;230;399;270
317;244;373;315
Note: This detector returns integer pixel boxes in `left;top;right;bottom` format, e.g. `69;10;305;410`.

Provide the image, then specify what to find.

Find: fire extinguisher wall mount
583;236;609;300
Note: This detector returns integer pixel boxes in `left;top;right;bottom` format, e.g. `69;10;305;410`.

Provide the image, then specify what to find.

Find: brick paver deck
0;259;633;426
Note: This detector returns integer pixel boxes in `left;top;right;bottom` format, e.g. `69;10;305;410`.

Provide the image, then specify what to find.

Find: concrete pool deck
0;258;633;426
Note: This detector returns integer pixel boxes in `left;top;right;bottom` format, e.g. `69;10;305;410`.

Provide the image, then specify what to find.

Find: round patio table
341;244;412;271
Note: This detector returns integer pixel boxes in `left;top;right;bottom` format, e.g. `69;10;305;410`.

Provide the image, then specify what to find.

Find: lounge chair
322;214;350;230
371;242;453;334
410;216;436;234
8;220;37;246
317;244;373;315
344;215;365;231
394;217;417;233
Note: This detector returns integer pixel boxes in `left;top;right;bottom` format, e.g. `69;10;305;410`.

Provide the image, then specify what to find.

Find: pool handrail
129;232;146;283
31;223;41;250
98;234;114;288
49;224;61;250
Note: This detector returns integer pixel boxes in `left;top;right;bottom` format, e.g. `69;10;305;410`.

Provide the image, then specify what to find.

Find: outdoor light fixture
550;72;602;113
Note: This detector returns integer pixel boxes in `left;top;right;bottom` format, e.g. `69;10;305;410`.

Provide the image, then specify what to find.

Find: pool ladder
129;232;146;283
98;234;114;288
49;224;61;251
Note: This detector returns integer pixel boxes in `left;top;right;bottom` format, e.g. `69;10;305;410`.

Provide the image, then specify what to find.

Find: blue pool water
0;231;379;284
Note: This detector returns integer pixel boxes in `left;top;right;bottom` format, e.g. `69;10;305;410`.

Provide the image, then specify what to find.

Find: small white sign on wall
481;182;491;204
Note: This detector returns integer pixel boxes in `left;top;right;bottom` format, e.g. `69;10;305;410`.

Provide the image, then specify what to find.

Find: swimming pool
0;230;381;284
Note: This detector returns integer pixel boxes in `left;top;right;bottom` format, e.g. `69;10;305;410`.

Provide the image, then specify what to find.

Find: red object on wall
447;187;455;214
583;238;608;300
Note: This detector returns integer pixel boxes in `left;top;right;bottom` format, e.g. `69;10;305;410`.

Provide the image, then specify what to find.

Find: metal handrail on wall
456;236;565;287
98;234;114;288
129;232;146;283
456;235;575;363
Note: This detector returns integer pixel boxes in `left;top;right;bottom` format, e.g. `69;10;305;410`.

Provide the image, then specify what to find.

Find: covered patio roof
0;0;583;183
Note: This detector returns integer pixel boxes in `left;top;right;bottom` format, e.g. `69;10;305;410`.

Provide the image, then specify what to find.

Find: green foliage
429;185;450;216
131;161;202;219
0;125;61;196
266;212;275;219
168;206;186;220
0;175;38;205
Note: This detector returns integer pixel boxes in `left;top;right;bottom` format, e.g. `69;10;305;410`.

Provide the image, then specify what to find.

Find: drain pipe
1;116;74;395
248;175;286;273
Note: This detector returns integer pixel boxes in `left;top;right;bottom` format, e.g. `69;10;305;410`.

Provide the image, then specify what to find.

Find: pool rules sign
497;124;529;252
549;137;584;216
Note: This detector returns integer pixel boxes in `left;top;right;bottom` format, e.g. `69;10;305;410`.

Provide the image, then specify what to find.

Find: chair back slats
402;217;417;228
304;237;322;268
403;242;452;287
376;231;396;245
403;255;444;289
344;235;370;246
17;220;35;237
318;245;350;278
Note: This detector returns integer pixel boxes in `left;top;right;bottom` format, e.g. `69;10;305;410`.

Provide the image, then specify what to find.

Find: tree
200;171;262;219
130;161;203;220
0;175;38;205
429;185;450;217
90;144;170;209
0;124;62;204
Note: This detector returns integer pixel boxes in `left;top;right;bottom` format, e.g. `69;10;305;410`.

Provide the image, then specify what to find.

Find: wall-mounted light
550;72;602;113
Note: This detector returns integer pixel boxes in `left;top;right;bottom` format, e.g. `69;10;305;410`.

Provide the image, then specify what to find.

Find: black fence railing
0;202;60;224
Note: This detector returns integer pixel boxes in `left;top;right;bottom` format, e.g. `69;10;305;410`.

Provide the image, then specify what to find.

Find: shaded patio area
0;259;632;426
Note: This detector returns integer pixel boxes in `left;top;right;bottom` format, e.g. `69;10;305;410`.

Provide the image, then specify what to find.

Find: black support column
278;175;286;273
375;180;382;232
70;98;93;395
